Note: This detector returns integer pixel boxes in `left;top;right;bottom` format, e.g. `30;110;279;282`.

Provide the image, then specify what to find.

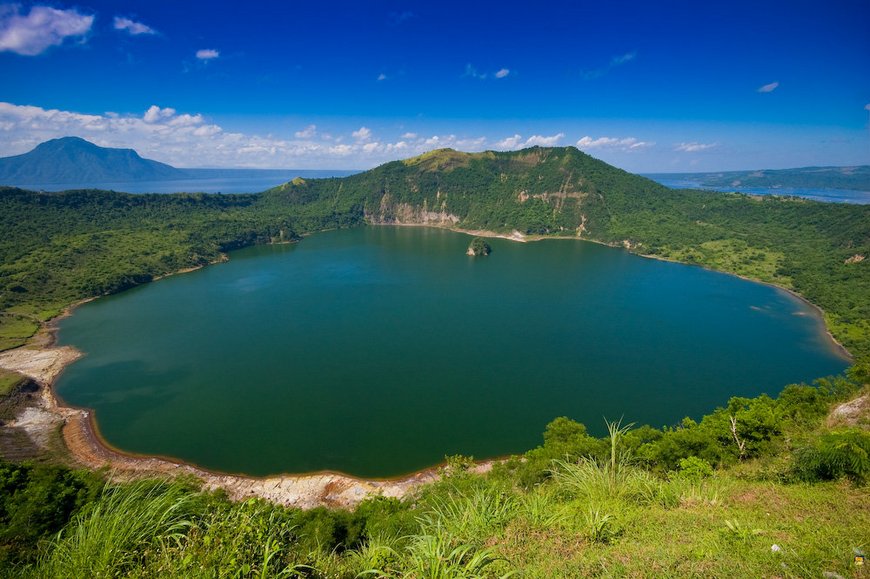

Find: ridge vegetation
2;146;868;357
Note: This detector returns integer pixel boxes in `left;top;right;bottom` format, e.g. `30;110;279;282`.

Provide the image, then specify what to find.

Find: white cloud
464;64;512;80
196;48;219;60
113;16;156;35
0;101;495;169
493;133;565;150
294;124;317;139
143;105;175;123
576;136;654;151
864;103;870;111
352;126;372;141
524;133;564;147
757;81;779;93
494;134;523;149
0;5;93;56
377;73;387;81
674;142;717;152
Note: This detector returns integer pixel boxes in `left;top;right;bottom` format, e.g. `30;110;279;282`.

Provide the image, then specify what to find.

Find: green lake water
55;227;850;478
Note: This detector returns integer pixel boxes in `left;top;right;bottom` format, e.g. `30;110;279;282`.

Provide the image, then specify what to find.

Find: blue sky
1;0;868;170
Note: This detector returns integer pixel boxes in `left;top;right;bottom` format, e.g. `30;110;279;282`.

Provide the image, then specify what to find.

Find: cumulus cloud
0;4;93;55
674;142;717;152
377;73;387;81
494;68;510;79
196;48;219;60
864;103;870;111
352;126;372;141
0;101;497;169
576;136;653;151
525;133;564;146
757;81;779;93
294;124;317;139
143;105;175;123
493;133;564;150
113;16;156;35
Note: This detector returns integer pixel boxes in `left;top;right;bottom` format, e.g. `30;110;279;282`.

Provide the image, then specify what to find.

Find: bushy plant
792;429;870;484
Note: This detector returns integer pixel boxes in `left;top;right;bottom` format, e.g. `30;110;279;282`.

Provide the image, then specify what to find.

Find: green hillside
3;146;867;358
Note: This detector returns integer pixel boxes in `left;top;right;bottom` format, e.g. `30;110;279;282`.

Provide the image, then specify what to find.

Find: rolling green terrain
2;146;869;358
0;145;869;576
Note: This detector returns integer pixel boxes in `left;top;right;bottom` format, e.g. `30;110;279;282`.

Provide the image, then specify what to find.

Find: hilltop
0;137;185;185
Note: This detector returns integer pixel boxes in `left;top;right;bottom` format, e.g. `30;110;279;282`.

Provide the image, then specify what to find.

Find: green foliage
676;456;714;480
0;369;24;397
36;479;206;578
467;237;491;256
0;314;39;351
0;370;865;577
0;460;102;568
792;429;870;484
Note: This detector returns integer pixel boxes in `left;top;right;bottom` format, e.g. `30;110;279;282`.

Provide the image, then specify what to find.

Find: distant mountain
0;137;186;185
649;165;870;191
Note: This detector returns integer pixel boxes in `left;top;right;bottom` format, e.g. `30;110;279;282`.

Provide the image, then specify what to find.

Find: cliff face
364;194;460;226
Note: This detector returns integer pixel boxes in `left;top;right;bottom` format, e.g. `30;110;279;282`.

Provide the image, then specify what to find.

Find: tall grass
401;533;514;579
418;486;517;547
36;479;205;578
550;418;677;506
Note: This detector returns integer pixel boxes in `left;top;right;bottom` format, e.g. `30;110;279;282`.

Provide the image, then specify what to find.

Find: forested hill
0;137;185;185
1;146;869;358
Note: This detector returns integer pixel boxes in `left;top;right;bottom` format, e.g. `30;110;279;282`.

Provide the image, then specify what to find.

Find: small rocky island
467;237;492;256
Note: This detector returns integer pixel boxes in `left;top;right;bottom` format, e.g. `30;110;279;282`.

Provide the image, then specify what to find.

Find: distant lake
646;175;870;204
55;227;849;478
10;168;359;194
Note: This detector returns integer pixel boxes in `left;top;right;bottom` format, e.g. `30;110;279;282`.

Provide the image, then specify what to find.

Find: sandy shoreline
0;266;494;509
0;337;496;508
0;222;852;507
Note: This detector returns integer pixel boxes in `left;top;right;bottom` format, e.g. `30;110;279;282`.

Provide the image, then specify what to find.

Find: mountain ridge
0;137;186;185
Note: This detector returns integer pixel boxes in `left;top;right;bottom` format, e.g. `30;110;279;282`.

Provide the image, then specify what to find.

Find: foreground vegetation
1;146;868;357
1;366;867;577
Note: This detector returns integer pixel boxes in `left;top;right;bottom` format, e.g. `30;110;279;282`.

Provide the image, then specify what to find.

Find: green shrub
792;429;870;484
0;460;102;567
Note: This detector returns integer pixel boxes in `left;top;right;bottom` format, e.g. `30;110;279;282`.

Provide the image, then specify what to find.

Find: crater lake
54;227;850;478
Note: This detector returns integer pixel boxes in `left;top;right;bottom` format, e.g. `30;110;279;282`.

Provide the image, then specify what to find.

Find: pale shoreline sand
0;222;852;507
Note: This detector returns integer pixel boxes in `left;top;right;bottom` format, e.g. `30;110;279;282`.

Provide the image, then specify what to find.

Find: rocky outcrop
365;195;460;226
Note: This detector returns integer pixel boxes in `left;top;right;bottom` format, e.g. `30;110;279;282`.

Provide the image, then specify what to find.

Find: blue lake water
8;168;359;194
646;176;870;204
